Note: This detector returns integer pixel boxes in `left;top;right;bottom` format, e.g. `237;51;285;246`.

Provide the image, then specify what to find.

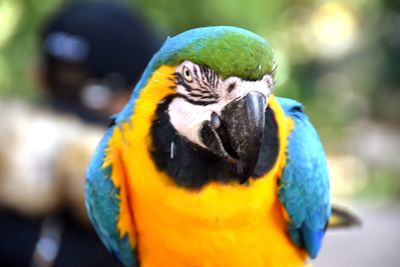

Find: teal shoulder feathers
277;97;331;258
85;127;138;266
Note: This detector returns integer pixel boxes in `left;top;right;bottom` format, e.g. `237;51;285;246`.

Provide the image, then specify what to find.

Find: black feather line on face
175;72;193;92
174;66;220;105
193;66;199;79
150;94;280;189
187;92;206;98
177;93;218;105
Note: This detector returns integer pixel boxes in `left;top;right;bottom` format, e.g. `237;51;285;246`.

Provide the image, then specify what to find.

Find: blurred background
0;0;399;266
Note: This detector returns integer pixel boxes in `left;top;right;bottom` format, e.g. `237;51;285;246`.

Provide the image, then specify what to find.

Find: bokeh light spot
0;0;22;49
310;2;357;58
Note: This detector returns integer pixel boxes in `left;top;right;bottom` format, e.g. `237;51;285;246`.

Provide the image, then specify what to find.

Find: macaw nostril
210;112;221;129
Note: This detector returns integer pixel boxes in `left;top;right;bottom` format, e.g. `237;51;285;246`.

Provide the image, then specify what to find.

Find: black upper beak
200;91;266;183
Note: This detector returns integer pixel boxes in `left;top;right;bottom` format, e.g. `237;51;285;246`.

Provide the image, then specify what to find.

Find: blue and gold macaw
85;26;331;267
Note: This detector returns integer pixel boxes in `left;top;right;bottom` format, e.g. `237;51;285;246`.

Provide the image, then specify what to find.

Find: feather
85;127;138;267
277;97;331;259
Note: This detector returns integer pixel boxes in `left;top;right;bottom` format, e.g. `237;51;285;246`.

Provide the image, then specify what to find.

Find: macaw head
120;26;282;189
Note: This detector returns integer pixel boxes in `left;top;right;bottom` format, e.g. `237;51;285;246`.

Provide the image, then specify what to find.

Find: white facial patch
168;98;212;146
168;61;274;147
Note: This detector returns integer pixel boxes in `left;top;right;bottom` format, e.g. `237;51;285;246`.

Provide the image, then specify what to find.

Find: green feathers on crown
153;26;276;81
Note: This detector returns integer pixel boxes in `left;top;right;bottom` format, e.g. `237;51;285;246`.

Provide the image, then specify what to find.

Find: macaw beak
200;91;266;183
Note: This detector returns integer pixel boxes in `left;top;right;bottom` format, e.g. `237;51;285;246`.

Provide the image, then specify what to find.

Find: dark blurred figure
40;1;155;124
0;1;155;267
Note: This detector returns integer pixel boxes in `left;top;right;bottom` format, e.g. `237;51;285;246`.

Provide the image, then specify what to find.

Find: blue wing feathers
85;127;137;266
302;225;325;258
276;97;331;259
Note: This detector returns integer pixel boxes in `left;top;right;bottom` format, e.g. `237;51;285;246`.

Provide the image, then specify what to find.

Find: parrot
85;26;331;267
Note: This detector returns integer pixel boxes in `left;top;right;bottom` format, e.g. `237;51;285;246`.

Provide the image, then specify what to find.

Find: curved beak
200;91;266;183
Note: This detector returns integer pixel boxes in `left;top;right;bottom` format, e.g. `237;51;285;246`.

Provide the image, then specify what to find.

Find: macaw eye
182;66;193;82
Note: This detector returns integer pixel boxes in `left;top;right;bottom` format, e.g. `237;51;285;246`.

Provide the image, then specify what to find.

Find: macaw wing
277;97;331;259
85;126;138;267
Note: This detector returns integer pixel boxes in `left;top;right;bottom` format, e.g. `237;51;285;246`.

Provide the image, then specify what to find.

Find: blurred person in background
40;1;155;125
0;1;156;267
